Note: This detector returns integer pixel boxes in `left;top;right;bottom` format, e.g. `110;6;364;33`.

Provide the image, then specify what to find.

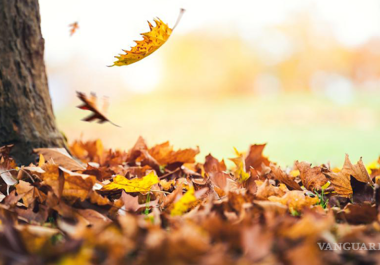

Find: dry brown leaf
325;171;352;197
244;144;271;172
294;161;328;191
341;154;373;185
34;148;85;171
256;179;286;200
270;165;302;190
41;164;96;201
149;141;200;165
77;91;120;127
268;190;319;212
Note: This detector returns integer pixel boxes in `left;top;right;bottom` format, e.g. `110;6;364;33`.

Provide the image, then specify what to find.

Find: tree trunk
0;0;66;164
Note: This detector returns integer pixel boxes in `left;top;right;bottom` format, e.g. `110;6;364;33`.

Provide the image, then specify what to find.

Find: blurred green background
40;0;380;167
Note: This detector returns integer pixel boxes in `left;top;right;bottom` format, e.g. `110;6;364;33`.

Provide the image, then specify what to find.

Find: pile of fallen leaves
0;138;380;265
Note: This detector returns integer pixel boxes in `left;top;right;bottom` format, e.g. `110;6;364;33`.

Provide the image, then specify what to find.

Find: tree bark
0;0;66;164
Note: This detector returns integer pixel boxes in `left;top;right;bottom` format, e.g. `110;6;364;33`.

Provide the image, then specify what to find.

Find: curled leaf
77;91;120;127
69;21;79;36
109;9;185;67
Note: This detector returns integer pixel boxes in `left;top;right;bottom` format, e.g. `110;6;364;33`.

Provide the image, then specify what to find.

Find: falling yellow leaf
171;186;197;216
229;148;250;182
109;9;185;67
102;171;159;193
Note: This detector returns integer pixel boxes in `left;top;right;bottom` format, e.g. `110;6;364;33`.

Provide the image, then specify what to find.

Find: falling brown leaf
77;91;120;127
69;21;79;36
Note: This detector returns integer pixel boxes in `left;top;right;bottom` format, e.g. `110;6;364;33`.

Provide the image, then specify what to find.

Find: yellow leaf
366;159;379;175
171;187;197;216
289;169;300;177
229;147;250;182
110;9;185;67
38;154;45;167
102;171;159;193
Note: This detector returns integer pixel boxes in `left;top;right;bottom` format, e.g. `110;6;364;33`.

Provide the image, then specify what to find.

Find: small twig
159;168;181;179
20;169;35;183
1;168;35;183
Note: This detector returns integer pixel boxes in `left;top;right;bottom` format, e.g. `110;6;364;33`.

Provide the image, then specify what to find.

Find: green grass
55;91;380;168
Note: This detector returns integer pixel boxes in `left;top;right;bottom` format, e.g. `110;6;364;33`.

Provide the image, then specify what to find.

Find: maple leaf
171;186;198;216
341;154;373;185
324;171;352;198
77;91;120;127
102;171;159;193
229;148;250;182
109;9;185;67
204;154;227;174
69;21;79;36
245;144;271;172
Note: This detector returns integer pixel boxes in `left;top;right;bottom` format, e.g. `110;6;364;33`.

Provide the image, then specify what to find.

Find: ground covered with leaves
1;138;380;265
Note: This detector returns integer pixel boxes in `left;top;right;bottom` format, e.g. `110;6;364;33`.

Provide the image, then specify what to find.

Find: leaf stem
173;8;186;30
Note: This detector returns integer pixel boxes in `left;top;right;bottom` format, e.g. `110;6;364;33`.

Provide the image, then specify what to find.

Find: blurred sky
39;0;380;167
